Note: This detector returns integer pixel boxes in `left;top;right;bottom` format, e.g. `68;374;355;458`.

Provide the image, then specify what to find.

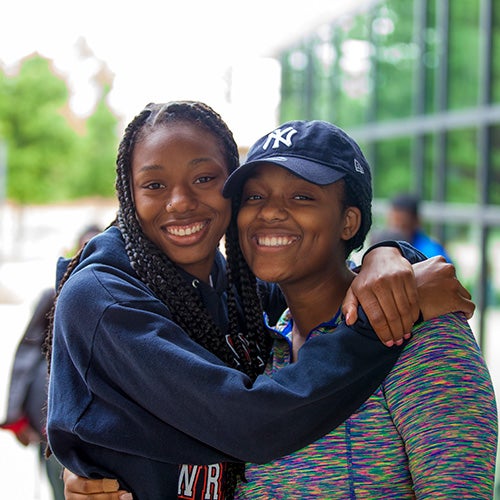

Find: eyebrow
137;164;162;173
137;157;219;173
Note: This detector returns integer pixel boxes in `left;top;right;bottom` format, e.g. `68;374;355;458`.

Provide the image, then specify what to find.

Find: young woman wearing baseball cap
225;120;497;498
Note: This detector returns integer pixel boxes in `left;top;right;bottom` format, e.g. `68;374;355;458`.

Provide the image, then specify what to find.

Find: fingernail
119;494;133;500
395;338;403;346
404;333;411;339
385;340;394;347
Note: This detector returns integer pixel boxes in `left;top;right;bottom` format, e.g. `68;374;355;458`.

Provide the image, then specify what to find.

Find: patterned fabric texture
236;311;498;499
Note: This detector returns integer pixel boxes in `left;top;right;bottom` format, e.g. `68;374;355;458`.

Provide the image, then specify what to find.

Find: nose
258;198;287;223
166;187;197;214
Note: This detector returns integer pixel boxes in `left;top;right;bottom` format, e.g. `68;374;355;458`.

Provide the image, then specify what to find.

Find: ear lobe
342;207;362;240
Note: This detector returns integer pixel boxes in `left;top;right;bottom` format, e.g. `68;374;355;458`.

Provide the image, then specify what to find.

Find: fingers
364;288;407;346
460;298;476;319
450;278;474;318
414;257;476;320
64;493;129;500
341;287;359;325
456;281;472;300
63;469;127;499
358;290;398;345
352;272;417;346
354;246;419;346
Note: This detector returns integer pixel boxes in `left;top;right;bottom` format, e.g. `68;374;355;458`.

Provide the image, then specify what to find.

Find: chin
253;271;284;283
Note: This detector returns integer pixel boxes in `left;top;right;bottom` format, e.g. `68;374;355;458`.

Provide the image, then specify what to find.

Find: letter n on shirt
178;463;225;499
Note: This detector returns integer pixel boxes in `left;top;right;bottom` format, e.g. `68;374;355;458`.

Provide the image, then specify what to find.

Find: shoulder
387;313;492;394
57;228;159;320
409;312;479;353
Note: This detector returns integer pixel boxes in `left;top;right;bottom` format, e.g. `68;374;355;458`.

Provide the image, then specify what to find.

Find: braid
225;193;273;377
115;101;271;496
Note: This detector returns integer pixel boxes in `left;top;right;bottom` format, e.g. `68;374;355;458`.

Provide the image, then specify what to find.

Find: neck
281;266;355;356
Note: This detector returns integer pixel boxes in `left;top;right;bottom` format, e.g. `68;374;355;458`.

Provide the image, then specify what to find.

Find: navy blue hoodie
47;227;422;499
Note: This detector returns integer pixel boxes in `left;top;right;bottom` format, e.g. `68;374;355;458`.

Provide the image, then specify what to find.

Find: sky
0;0;372;144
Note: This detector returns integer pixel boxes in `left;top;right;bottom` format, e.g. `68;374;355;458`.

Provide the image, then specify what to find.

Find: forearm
51;305;402;465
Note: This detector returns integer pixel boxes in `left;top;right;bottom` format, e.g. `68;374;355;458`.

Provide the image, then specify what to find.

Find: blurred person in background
0;224;101;500
387;192;453;262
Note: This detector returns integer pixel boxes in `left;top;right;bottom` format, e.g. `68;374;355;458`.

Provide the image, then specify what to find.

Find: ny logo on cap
262;126;298;150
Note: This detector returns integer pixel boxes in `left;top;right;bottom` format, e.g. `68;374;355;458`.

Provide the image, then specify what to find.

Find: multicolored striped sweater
236;312;497;499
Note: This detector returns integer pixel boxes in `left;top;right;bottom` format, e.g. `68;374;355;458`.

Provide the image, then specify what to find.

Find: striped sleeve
383;312;498;499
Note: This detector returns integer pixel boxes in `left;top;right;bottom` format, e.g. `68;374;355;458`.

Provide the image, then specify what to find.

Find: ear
341;206;362;241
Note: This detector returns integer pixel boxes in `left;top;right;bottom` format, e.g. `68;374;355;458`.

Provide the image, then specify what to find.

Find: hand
342;246;419;347
63;469;133;500
414;256;475;320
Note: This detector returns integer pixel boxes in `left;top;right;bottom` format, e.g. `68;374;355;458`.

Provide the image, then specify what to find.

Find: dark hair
341;173;373;258
44;101;271;497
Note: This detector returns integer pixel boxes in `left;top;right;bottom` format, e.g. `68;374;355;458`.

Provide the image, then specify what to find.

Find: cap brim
223;157;346;198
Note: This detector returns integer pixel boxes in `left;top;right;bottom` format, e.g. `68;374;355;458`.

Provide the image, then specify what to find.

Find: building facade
276;0;500;349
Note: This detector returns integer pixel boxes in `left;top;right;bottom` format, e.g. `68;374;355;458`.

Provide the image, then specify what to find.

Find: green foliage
0;54;119;205
69;86;119;198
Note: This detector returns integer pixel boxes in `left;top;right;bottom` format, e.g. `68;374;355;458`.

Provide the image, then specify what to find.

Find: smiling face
131;122;231;281
237;163;361;288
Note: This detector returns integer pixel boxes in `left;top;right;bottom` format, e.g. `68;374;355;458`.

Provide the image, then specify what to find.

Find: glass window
372;136;413;198
448;1;480;109
491;1;500;103
372;1;417;120
490;125;500;204
446;128;478;203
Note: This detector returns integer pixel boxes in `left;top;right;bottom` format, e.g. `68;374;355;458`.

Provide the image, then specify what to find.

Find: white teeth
168;222;205;236
258;236;296;247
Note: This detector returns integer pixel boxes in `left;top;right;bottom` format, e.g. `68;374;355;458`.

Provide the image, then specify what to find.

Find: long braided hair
44;101;271;497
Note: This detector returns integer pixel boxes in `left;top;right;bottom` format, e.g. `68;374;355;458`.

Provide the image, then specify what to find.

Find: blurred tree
0;53;119;205
69;84;118;199
0;55;79;203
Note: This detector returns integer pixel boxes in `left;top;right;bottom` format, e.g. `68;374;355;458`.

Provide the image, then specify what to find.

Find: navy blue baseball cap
223;120;372;198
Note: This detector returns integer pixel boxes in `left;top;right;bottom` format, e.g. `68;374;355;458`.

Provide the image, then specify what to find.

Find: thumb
342;287;359;325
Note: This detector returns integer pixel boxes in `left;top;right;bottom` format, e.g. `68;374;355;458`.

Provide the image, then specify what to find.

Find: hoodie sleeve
47;267;403;468
362;240;427;265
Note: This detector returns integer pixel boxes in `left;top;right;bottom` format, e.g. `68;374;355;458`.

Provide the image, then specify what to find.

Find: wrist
362;241;403;264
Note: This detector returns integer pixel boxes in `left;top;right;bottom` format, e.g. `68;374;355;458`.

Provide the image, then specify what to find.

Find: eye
194;175;215;184
242;193;263;202
293;194;314;201
144;182;165;190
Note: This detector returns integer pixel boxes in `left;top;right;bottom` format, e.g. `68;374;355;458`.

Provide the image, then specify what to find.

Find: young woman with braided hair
47;101;474;500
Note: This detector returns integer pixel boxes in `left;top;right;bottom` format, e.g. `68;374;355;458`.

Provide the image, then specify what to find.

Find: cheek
133;194;154;225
